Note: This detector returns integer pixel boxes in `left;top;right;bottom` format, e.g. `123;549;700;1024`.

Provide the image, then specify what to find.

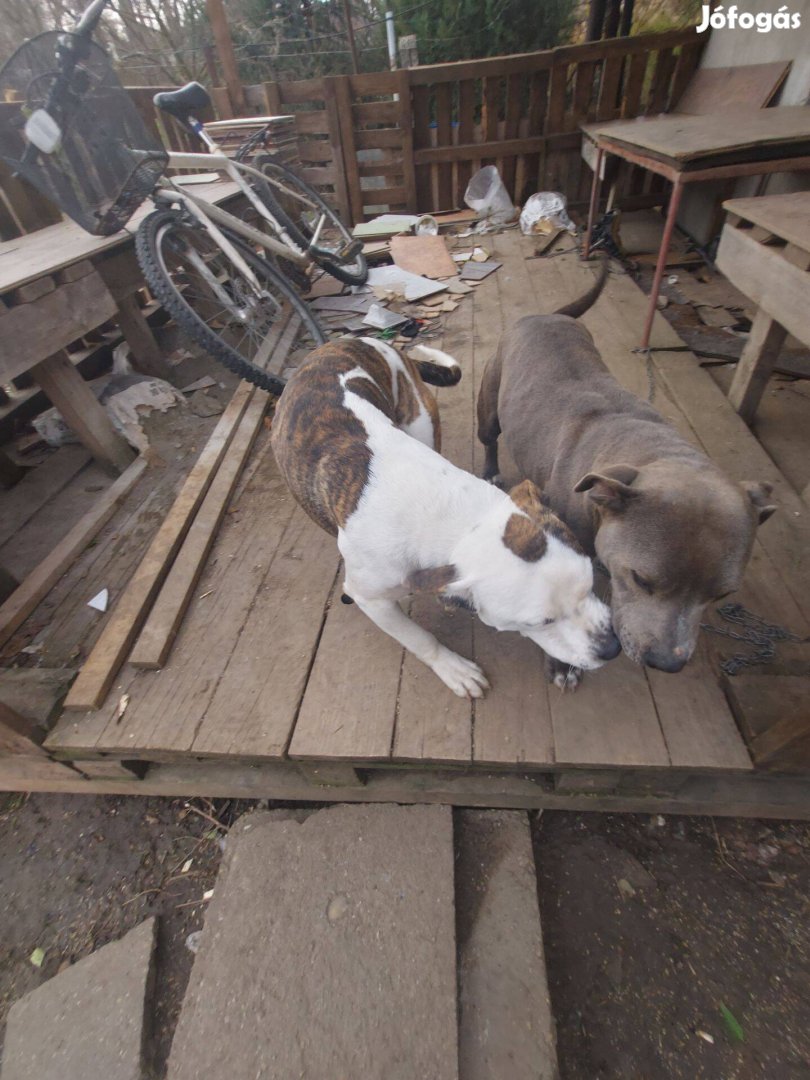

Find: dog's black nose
596;628;621;661
642;649;687;673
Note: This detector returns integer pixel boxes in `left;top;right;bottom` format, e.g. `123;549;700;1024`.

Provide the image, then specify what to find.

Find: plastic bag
519;192;576;236
463;166;516;229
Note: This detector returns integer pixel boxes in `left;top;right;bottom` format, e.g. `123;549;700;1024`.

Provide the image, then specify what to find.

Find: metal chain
701;603;806;676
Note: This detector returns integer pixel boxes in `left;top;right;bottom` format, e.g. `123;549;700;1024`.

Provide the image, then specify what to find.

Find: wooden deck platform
5;233;810;815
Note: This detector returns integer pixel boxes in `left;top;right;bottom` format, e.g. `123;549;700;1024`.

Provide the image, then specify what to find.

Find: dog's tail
553;254;609;319
409;343;462;387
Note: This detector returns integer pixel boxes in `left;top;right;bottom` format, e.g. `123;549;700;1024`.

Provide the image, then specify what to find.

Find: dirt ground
535;811;810;1080
1;794;809;1079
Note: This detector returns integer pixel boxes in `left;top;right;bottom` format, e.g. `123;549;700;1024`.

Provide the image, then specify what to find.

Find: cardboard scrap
441;278;473;295
390;235;458;280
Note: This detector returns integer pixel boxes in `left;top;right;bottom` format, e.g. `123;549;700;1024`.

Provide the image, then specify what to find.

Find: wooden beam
31;352;135;475
130;390;268;670
414;132;580;166
112;294;172;381
341;0;360;74
205;0;247;116
0;270;118;385
63;383;255;712
0;457;148;649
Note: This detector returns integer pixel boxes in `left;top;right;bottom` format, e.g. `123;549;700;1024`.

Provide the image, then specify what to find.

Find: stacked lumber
63;380;269;712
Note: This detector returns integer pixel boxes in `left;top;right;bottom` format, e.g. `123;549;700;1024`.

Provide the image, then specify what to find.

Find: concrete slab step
456;810;559;1080
1;917;156;1080
167;804;458;1080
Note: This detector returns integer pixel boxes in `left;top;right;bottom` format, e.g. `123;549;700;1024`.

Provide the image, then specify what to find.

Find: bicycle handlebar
72;0;110;37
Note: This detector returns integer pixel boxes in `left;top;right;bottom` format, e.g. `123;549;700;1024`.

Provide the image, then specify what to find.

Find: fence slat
333;76;364;225
456;79;476;206
435;83;454;211
649;47;677;114
321;75;353;225
396;69;419;214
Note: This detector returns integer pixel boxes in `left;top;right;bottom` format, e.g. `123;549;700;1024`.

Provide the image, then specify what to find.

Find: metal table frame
582;134;810;350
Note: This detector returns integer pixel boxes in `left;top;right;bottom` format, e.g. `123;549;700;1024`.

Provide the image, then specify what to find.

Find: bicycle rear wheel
136;209;325;393
248;155;368;286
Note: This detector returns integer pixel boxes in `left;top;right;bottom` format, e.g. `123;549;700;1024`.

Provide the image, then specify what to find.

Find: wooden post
342;0;360;74
113;295;173;381
205;0;247;116
728;314;788;424
30;352;135;476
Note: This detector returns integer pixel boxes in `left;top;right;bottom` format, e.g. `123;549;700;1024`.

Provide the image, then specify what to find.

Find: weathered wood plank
130;391;268;670
63;384;254;712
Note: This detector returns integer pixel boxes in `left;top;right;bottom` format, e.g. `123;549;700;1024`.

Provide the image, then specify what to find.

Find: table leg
114;294;172;381
583;147;604;259
640;177;684;351
727;310;787;425
31;351;134;475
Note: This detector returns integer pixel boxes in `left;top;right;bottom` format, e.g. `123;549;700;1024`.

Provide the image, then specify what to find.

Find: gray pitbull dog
477;263;776;684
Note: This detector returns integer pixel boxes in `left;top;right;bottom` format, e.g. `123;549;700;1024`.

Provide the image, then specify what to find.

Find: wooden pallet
1;234;803;814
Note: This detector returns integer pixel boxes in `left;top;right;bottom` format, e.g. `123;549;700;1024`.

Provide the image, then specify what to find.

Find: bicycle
0;0;368;393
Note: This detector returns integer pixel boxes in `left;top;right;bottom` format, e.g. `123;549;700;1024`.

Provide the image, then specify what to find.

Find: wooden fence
234;27;705;224
0;28;704;239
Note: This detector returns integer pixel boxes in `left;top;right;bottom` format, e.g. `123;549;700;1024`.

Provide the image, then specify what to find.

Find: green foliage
391;0;577;64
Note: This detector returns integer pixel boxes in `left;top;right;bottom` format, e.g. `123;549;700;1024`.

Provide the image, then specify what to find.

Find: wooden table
582;107;810;349
716;192;810;423
0;179;239;474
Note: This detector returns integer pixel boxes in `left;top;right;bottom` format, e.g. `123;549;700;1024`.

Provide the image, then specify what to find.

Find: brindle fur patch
407;564;457;593
271;340;399;535
395;368;420;426
503;479;583;562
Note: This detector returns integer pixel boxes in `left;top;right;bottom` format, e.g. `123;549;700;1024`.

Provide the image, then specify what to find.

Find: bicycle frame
149;148;318;296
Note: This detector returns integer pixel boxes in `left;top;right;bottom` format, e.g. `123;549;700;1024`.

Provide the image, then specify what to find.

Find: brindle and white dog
271;337;620;697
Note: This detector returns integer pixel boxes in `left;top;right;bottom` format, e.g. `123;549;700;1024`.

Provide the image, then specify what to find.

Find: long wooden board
63;383;254;712
0;456;148;649
130;390;269;670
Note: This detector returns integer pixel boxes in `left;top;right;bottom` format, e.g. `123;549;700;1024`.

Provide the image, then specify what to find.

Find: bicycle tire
249;155;368;286
135;209;325;394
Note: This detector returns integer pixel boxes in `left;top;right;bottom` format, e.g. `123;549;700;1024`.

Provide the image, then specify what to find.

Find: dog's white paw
432;648;490;698
552;665;582;692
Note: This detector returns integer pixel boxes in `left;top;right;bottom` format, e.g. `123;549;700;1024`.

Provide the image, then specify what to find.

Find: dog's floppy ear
575;464;639;511
508;478;550;516
741;480;776;524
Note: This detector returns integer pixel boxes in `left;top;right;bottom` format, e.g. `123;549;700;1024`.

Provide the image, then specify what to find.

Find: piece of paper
366;265;447;302
309;294;375;313
87;588;109;612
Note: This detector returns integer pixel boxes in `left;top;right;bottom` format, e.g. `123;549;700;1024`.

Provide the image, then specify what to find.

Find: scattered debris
719;1002;745;1042
352;214;419;239
362;304;409;331
180;375;217;394
365;265;446;302
87;588;109;613
390;234;458;279
464;165;518;229
460;260;502;281
520;191;575;237
696;1030;715;1044
114;693;130;724
185;930;203;954
29;947;45;968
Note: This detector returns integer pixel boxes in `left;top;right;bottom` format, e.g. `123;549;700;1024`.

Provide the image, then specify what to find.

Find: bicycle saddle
153;82;211;122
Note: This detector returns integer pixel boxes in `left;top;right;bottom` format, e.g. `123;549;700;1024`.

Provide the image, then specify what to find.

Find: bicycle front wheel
248;155;368;286
135;210;325;394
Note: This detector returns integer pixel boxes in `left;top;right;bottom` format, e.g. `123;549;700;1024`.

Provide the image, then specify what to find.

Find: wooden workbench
0;179;240;473
716;192;810;423
582;107;810;349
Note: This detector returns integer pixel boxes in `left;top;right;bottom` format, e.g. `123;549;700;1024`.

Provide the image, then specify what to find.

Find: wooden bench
0;179;240;474
716;192;810;424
